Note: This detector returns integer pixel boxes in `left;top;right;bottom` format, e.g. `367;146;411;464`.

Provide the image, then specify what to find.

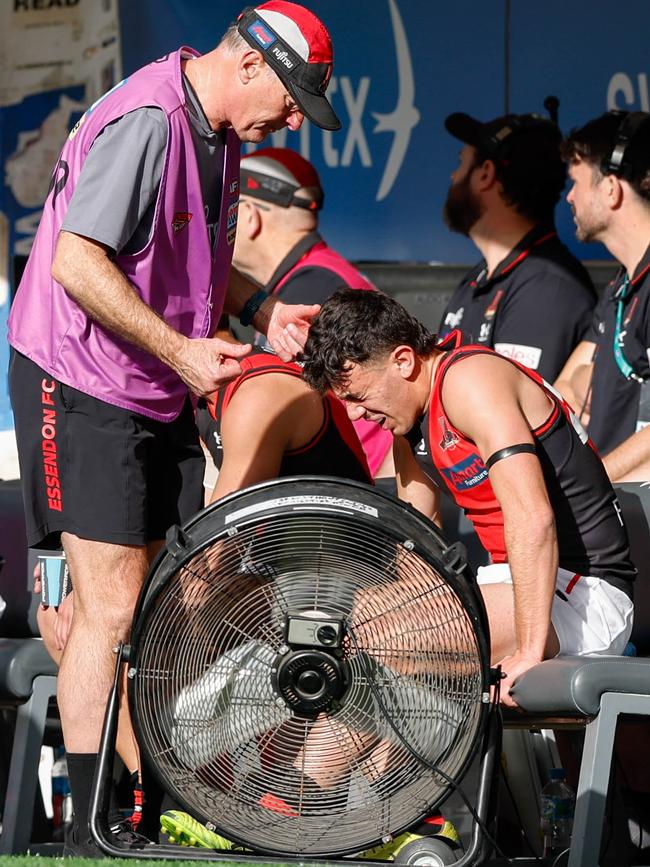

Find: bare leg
38;601;140;773
57;534;149;753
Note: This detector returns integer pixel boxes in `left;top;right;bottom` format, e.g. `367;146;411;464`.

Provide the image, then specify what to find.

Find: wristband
239;289;269;327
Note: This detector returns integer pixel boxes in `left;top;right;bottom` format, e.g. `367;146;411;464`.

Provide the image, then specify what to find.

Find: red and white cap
237;1;340;131
241;147;324;210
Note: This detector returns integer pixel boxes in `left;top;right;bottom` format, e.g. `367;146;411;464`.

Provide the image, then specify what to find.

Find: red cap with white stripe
241;147;324;209
237;1;340;131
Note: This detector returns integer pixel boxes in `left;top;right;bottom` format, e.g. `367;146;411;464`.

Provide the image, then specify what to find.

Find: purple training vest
8;47;241;421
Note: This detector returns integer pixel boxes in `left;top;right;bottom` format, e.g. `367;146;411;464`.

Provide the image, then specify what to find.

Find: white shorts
476;564;634;656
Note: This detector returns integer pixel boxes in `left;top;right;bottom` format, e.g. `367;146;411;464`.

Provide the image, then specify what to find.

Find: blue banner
119;0;650;263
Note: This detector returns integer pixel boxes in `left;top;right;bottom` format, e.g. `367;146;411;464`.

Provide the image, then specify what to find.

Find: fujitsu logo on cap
248;19;276;47
271;44;295;69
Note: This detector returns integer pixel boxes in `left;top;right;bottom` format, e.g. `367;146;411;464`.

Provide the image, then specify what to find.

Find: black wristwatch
239;289;269;327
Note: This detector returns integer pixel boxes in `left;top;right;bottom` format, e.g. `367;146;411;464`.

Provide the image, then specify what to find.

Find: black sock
67;752;123;838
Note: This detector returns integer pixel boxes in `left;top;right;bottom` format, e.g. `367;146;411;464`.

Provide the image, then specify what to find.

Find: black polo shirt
265;231;346;304
585;243;650;455
438;225;597;381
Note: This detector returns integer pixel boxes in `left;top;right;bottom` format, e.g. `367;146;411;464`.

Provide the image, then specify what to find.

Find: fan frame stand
89;643;507;865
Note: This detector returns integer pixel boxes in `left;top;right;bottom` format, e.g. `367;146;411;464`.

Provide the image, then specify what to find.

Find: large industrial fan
90;477;499;863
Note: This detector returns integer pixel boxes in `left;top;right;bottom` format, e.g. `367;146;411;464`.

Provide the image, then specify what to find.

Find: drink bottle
540;767;575;860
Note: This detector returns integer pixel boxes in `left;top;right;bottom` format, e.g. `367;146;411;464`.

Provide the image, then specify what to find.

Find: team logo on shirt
438;417;459;451
479;289;505;343
172;212;192;234
440;453;488;491
484;289;505;320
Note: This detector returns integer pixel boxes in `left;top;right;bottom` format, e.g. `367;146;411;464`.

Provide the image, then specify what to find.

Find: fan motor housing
275;611;348;712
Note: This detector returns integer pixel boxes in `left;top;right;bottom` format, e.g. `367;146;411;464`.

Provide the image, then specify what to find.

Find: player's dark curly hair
560;111;650;203
475;118;566;224
301;288;438;393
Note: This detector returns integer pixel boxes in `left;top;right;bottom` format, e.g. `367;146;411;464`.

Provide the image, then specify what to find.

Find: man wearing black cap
221;146;394;479
7;1;340;856
556;111;650;480
439;112;596;382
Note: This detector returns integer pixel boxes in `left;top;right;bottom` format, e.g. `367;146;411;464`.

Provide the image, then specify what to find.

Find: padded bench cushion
0;638;57;699
510;655;650;716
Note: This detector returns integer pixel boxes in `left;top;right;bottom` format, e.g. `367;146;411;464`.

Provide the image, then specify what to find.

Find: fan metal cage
128;477;491;857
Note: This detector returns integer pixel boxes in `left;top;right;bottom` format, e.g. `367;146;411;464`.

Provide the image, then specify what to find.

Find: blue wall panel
120;0;505;264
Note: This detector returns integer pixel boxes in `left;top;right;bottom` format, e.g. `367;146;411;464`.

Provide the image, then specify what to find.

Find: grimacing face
332;355;420;437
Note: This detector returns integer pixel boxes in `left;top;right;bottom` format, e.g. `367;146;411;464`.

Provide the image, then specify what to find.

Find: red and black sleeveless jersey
414;332;634;593
196;349;371;484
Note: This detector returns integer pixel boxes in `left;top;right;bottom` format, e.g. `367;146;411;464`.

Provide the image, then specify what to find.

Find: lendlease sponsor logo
244;0;418;202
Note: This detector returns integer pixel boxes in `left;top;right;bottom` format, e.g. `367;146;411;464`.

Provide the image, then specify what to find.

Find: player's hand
497;650;543;708
264;300;320;361
174;337;251;397
54;591;74;651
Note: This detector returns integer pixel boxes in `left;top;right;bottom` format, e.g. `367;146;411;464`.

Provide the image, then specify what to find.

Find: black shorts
9;351;205;549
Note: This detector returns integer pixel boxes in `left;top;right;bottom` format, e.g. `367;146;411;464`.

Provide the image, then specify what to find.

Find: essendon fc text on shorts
41;379;63;512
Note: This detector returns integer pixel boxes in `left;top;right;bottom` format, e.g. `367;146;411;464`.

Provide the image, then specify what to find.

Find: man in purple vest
7;1;340;855
231;146;394;480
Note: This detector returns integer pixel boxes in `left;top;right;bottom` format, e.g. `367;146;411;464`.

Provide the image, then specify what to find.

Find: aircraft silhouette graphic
372;0;420;201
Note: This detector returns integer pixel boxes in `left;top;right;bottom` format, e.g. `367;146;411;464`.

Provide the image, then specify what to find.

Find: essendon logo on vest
172;212;192;234
440;453;488;491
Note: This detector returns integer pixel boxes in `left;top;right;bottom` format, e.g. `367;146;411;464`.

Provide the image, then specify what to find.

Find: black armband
239;289;269;327
485;443;537;470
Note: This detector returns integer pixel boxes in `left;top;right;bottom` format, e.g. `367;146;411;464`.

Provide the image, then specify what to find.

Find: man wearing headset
555;111;650;481
439;111;597;382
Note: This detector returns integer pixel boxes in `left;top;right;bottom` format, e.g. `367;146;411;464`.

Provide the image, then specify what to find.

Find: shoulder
441;351;519;405
278;266;348;305
90;107;168;152
226;366;309;413
522;241;595;296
